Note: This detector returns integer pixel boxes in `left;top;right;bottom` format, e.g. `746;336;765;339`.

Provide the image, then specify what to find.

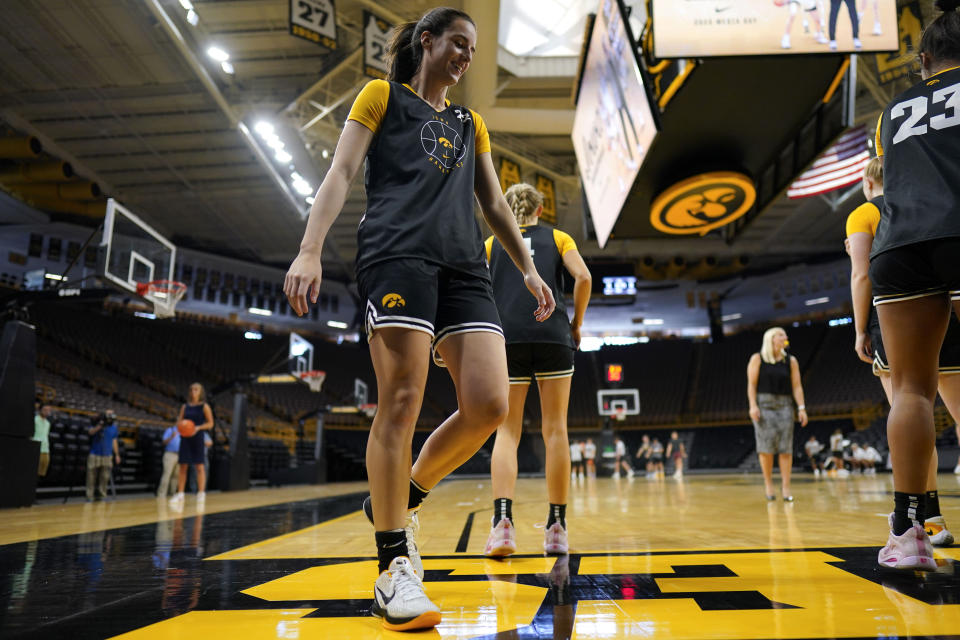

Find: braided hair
504;183;544;225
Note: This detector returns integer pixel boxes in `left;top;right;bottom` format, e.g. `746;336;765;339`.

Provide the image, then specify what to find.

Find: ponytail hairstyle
504;183;544;225
387;7;475;84
920;0;960;67
863;156;883;186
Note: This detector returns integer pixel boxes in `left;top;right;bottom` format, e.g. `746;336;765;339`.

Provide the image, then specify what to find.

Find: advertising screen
572;0;659;248
652;0;899;58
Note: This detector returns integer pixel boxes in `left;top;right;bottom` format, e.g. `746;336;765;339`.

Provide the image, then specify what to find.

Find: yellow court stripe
205;510;364;560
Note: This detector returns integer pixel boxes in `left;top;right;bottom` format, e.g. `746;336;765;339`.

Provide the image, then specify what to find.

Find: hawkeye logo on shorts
381;293;405;309
421;114;467;173
650;171;756;236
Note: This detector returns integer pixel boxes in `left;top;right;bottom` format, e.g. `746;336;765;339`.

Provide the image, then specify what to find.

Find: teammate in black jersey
284;8;555;630
869;0;960;571
483;183;592;558
846;158;957;546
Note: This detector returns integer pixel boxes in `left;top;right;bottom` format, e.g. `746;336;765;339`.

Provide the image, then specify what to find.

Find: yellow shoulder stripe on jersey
845;202;880;238
553;229;577;256
471;109;491;156
874;112;884;157
347;79;390;134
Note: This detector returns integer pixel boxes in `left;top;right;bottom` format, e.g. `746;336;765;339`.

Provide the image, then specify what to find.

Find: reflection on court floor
2;476;959;639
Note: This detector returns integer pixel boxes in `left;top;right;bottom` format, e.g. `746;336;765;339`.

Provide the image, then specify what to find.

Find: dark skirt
178;432;205;465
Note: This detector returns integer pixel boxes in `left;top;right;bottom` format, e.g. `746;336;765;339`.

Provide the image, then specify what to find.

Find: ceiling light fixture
207;46;230;62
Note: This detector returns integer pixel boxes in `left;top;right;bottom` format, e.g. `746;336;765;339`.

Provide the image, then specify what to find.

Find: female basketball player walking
482;183;592;558
284;8;554;630
846;158;958;545
869;0;960;570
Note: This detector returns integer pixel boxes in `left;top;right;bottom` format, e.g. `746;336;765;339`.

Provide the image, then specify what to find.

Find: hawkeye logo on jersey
381;293;405;309
650;171;756;236
421;115;467;173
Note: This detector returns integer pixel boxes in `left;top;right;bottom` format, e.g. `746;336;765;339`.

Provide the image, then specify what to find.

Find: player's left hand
798;408;808;427
570;322;582;349
524;272;555;322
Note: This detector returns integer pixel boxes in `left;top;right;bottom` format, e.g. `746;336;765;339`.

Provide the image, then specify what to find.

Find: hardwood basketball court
2;474;959;639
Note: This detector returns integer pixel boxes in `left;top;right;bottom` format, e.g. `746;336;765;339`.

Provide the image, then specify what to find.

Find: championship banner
874;2;922;85
289;0;337;50
363;10;391;79
499;157;521;194
535;174;557;225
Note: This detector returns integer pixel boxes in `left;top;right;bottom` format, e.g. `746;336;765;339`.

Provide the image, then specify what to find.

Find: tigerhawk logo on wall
650;171;756;236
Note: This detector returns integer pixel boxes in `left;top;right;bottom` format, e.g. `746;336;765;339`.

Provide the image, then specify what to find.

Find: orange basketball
177;419;196;438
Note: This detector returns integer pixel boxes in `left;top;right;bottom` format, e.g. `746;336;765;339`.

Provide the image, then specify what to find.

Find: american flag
786;126;871;199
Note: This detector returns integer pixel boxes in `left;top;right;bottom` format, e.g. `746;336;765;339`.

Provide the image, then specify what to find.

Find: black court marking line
456;511;475;552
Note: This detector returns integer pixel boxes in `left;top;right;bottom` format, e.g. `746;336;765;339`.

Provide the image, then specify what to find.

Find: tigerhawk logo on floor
132;549;960;639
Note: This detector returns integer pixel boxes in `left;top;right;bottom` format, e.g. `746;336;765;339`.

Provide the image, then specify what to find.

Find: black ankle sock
493;497;513;524
926;490;941;519
375;528;407;573
546;503;566;529
408;478;429;511
892;491;926;536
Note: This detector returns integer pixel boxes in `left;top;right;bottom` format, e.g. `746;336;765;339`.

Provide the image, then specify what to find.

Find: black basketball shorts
870;238;960;306
872;313;960;375
505;342;575;384
357;258;503;367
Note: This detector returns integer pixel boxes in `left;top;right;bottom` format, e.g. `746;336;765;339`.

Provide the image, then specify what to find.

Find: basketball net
613;408;626;422
297;370;326;393
136;280;186;318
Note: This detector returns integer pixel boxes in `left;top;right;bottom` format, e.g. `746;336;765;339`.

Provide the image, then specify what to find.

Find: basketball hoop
297;370;326;393
136;280;186;318
613;408;626;422
359;403;378;419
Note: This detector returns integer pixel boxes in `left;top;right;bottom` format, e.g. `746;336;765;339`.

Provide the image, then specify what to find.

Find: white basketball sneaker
781;34;791;49
924;516;955;547
878;514;936;571
371;557;441;631
484;517;517;557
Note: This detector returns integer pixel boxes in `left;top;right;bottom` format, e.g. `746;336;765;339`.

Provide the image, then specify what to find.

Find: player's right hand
749;405;760;423
284;250;322;317
854;332;873;364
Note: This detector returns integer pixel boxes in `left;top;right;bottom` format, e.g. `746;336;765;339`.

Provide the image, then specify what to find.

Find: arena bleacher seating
26;301;958;489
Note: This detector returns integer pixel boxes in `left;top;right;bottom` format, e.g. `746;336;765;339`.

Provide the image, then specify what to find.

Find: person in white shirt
804;435;825;476
583;438;597;478
613;437;634;478
569;440;584;480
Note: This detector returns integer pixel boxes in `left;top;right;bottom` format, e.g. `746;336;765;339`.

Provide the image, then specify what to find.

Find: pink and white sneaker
543;522;569;555
878;514;936;571
484;518;517;557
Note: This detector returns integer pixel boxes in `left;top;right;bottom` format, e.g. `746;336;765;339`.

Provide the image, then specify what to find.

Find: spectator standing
86;410;120;501
157;424;180;498
613;437;634;479
746;327;808;501
583;438;597;478
33;401;51;478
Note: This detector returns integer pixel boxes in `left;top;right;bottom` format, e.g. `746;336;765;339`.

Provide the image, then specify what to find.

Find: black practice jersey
350;80;491;278
486;224;577;347
872;66;960;257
